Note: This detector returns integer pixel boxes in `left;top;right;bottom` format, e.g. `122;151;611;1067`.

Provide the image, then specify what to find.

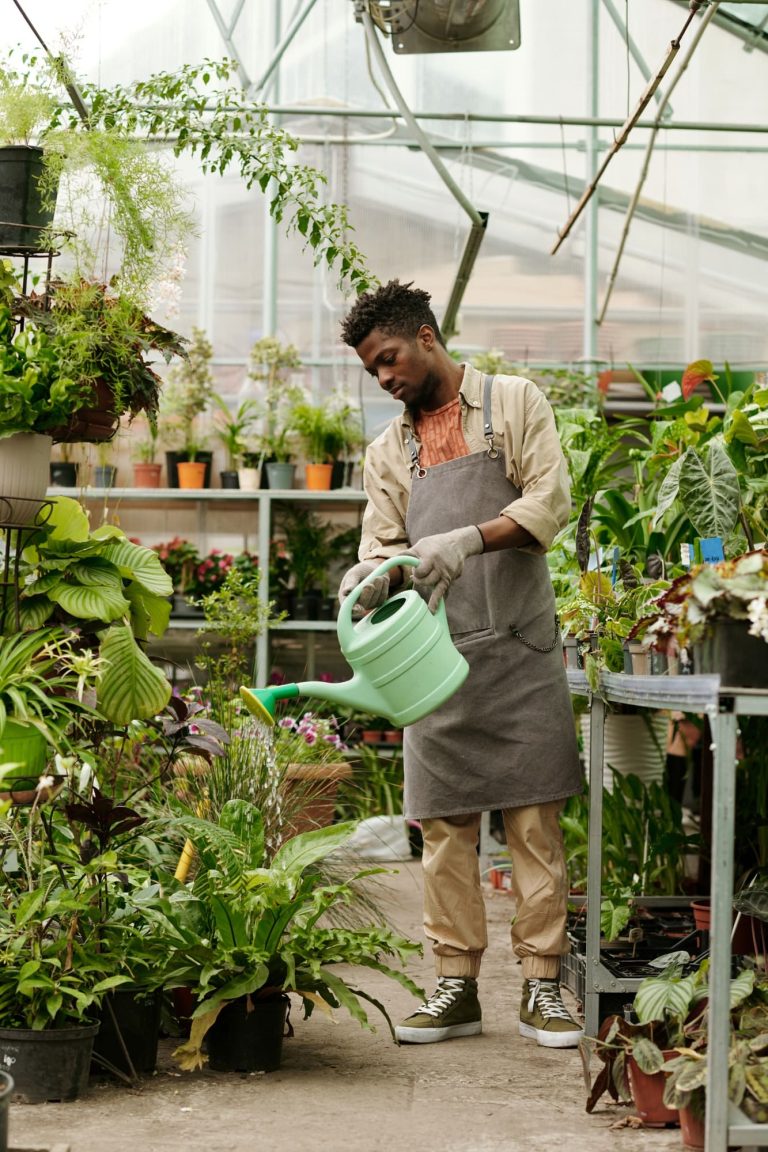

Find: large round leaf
99;539;173;598
97;624;171;724
48;581;130;622
679;440;741;540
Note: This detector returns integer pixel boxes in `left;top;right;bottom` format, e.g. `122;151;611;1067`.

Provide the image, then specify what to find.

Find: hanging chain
509;615;560;653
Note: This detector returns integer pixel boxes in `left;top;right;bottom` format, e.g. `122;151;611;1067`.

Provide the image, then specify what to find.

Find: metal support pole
585;692;606;1039
582;0;600;373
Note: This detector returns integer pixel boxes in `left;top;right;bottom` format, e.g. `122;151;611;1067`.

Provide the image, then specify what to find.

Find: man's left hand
407;526;484;612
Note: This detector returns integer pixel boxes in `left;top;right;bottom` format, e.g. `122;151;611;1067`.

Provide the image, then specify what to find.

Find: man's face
356;325;441;409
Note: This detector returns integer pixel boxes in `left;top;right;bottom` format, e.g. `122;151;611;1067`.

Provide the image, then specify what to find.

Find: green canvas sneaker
395;977;482;1044
518;978;584;1048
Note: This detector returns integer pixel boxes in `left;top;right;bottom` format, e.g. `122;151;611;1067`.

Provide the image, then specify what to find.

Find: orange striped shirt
414;398;470;467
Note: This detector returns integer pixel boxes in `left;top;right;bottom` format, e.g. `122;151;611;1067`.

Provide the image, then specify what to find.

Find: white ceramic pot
580;711;667;792
0;432;53;525
237;466;261;491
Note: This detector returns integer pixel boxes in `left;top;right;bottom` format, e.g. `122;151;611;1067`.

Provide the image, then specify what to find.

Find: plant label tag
680;543;693;568
661;381;682;402
697;537;725;565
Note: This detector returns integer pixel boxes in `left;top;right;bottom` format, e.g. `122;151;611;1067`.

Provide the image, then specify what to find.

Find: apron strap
403;423;426;478
483;374;499;459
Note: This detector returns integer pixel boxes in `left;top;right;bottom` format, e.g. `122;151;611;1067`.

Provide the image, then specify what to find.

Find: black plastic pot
91;989;162;1079
693;618;768;688
205;995;289;1073
0;145;57;249
49;460;79;487
220;470;240;489
0;1070;12;1151
0;1021;99;1103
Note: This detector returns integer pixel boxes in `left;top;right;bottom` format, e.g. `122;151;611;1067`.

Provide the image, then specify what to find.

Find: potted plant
158;326;215;488
130;417;162;487
631;549;768;687
155;804;423;1073
273;710;352;835
290;399;345;490
152;536;201;614
16;277;189;445
12;496;173;725
247;337;304;490
274;505;338;619
212;394;262;489
0;628;99;800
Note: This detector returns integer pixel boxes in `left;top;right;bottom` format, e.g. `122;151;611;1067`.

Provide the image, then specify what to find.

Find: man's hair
340;279;445;349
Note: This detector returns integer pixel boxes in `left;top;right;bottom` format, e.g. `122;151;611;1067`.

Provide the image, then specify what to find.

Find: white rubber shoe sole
518;1021;583;1048
395;1020;483;1044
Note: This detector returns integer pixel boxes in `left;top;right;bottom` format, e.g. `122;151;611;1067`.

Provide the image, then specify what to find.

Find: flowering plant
276;712;348;766
232;551;260;588
632;550;768;651
191;549;234;598
153;537;200;593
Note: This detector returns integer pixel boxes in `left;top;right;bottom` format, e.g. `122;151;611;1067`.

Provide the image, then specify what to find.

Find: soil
8;860;684;1152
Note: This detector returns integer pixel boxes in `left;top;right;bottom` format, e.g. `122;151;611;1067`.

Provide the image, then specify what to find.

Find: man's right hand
338;561;390;618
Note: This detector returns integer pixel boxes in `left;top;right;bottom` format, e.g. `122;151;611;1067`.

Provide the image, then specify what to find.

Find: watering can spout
239;675;391;728
239;554;470;729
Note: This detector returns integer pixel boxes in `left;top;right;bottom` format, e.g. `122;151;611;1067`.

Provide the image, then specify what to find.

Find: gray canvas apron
402;375;582;819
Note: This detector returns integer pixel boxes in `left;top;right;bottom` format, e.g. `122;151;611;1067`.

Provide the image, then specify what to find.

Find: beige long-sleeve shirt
359;363;571;561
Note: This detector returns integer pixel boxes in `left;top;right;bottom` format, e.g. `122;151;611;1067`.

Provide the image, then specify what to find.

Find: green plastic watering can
239;555;469;728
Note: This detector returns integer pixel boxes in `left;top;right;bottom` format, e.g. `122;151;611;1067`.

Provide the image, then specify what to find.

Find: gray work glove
338;560;390;620
407;525;484;612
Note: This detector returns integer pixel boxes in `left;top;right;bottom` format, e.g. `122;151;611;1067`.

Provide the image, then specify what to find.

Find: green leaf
48;580;130;622
99;539;173;597
652;454;684;529
631;1036;666;1075
678;440;741;539
270;821;356;878
96;624;172;723
634;971;696;1025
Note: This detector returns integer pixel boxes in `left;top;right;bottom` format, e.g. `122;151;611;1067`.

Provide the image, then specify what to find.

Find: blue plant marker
611;546;619;587
696;537;725;565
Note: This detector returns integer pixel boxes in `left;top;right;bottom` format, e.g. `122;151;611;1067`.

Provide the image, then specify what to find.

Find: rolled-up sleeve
496;377;572;553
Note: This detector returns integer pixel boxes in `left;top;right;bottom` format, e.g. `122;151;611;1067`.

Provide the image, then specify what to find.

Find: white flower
747;596;768;643
36;775;55;793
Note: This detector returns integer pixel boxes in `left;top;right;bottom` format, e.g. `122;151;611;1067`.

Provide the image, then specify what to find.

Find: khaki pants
421;799;569;981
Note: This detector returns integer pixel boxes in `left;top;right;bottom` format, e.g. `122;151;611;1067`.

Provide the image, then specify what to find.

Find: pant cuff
521;956;561;980
435;951;483;979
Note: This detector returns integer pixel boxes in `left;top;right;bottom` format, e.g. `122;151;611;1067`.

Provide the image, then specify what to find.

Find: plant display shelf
48;486;367;684
568;667;768;1152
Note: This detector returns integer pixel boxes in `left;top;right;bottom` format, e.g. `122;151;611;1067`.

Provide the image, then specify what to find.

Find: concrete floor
9;860;685;1152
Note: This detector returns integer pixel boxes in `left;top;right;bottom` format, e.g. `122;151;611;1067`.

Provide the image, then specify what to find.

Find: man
338;279;583;1048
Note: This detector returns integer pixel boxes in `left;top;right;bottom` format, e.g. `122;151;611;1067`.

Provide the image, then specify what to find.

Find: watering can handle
339;554;446;629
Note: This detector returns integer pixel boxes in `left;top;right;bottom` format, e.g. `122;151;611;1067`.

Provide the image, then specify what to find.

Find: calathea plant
11;497;173;724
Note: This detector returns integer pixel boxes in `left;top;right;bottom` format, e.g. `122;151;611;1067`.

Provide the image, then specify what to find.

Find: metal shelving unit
49;486;367;683
570;668;768;1152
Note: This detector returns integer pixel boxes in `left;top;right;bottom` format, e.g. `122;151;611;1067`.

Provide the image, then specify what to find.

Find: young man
338;280;583;1047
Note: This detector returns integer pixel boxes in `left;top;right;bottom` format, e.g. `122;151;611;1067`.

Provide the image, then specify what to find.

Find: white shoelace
527;979;573;1021
417;977;468;1018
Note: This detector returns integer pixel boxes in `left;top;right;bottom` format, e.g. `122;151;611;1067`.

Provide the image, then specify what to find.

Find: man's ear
417;324;435;350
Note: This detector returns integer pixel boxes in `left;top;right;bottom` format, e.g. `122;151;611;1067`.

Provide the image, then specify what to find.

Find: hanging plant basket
49;378;120;444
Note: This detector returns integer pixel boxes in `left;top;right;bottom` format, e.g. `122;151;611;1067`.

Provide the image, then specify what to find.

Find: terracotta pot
132;462;162;488
679;1103;705;1149
304;462;333;490
177;460;207;489
283;762;352;835
626;1053;679;1127
690;898;763;954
